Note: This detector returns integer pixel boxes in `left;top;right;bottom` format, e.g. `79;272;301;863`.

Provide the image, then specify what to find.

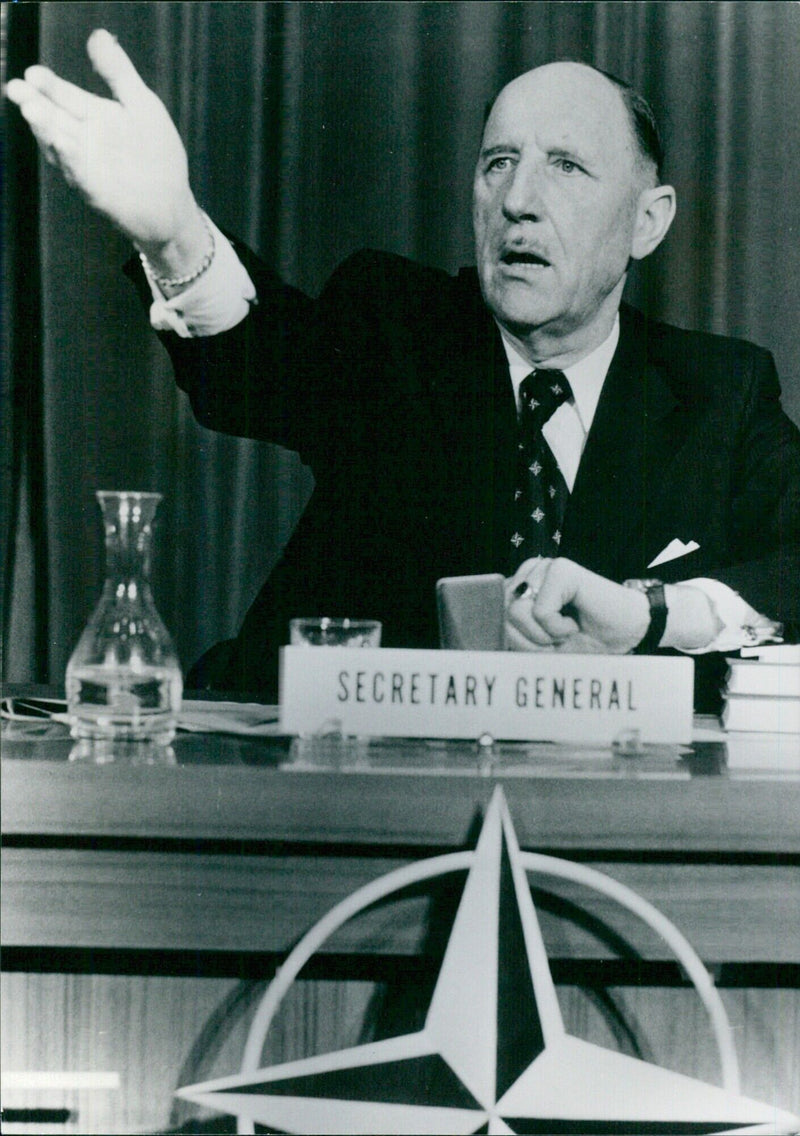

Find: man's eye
487;156;513;172
555;157;582;174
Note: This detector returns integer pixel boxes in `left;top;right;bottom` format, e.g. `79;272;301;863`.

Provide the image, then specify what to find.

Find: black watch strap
624;579;668;654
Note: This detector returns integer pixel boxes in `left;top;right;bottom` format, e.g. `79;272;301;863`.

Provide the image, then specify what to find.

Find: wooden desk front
2;712;799;1133
3;722;799;971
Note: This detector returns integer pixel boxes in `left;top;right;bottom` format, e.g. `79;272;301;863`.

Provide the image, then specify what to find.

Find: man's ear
631;184;677;260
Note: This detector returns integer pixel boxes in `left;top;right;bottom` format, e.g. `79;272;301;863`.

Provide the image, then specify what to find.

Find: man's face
473;64;650;351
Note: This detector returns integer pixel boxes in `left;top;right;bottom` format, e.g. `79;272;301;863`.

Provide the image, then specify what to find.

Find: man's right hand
506;556;651;654
6;29;206;276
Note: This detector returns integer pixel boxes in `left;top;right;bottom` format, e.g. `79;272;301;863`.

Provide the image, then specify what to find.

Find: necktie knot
518;369;573;431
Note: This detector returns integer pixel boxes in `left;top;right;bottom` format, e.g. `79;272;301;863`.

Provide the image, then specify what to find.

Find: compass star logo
177;790;799;1135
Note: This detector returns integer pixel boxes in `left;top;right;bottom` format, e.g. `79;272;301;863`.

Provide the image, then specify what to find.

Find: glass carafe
66;491;182;757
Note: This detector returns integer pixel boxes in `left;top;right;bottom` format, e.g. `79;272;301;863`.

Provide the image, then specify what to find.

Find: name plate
279;648;694;744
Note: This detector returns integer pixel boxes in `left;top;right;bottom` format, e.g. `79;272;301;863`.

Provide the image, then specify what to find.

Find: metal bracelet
139;209;216;291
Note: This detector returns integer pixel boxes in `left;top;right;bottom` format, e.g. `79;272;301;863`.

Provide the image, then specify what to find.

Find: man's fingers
5;77;36;106
533;556;572;597
505;557;552;607
532;603;580;640
86;29;148;106
505;556;561;647
506;604;555;646
507;556;549;589
13;89;81;151
13;99;80;167
20;65;91;120
505;624;550;652
552;632;606;654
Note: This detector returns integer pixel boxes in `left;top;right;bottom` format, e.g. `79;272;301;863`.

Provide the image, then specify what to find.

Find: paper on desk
1;697;281;737
739;644;800;663
177;701;281;735
690;713;800;771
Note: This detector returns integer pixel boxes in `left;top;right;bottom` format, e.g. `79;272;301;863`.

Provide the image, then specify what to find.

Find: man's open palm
6;29;193;249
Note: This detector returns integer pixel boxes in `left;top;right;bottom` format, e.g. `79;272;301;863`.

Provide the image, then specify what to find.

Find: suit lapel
562;305;684;579
423;283;693;580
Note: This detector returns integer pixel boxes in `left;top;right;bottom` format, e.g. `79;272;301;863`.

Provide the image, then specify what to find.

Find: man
8;31;800;706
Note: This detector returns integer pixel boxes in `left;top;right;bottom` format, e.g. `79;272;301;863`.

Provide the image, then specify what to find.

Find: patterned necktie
509;368;573;569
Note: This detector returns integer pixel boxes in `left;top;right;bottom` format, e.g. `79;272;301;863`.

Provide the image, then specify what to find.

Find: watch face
623;578;663;593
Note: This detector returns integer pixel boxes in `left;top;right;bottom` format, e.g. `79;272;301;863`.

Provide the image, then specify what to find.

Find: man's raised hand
6;29;202;264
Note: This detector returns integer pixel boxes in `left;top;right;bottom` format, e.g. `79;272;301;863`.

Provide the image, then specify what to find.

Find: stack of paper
722;645;800;733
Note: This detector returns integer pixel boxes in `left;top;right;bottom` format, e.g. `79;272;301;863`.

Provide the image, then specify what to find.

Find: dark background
4;1;800;682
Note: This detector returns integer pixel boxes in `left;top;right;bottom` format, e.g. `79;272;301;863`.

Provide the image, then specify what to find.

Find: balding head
485;63;664;186
472;61;676;365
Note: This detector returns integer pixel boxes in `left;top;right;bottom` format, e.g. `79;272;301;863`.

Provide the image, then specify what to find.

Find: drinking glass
289;617;382;648
287;617;381;765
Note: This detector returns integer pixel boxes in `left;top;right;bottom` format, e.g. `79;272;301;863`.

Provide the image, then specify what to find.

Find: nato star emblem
176;789;799;1135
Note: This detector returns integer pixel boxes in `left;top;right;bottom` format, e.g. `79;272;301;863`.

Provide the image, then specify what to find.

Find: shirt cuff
678;577;784;654
143;216;257;338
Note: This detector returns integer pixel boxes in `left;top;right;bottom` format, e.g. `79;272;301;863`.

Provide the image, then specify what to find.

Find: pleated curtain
4;0;800;682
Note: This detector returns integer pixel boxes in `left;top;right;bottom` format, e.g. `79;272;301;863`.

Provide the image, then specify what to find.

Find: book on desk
722;645;800;735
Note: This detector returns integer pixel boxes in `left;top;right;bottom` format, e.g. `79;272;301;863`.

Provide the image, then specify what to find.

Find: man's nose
501;160;545;223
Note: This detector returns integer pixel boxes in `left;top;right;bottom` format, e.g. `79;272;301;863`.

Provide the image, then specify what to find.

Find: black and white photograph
2;2;799;1133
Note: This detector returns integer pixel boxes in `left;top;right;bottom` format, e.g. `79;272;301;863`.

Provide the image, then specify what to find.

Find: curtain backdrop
4;0;800;683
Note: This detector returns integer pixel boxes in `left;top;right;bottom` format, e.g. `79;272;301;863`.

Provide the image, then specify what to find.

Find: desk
2;696;799;1132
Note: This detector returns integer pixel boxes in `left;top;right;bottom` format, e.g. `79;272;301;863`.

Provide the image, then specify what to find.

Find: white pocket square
648;539;700;569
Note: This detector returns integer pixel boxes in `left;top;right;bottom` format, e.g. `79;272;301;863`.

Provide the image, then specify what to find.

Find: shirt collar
500;315;620;434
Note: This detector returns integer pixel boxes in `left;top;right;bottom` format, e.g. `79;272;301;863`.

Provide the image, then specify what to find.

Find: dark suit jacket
136;248;800;706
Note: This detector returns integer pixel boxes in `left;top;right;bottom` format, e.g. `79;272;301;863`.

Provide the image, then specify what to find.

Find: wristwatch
623;578;668;654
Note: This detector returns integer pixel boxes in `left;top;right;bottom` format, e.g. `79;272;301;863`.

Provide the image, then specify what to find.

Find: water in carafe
65;491;182;755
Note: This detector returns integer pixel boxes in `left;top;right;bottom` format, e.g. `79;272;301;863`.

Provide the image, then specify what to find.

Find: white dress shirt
502;321;618;493
143;233;780;654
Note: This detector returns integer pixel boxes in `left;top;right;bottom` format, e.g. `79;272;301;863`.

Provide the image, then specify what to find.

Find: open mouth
500;250;550;268
500;251;550;268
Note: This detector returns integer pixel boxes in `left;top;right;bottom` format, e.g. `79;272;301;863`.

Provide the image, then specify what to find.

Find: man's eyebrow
479;143;520;163
548;145;591;163
547;144;601;175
